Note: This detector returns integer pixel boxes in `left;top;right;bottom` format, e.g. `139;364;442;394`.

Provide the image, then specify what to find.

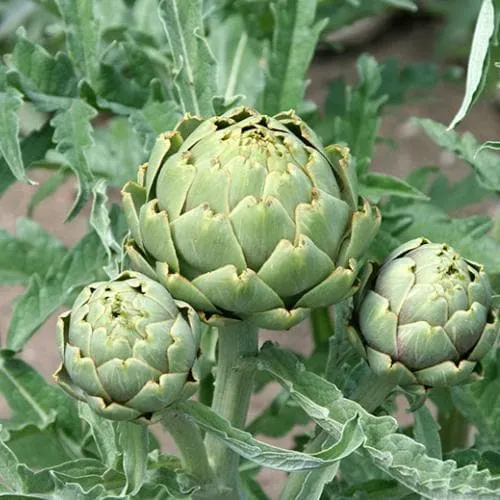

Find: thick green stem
310;307;333;347
438;407;470;453
162;409;214;484
199;371;215;407
205;322;259;498
198;325;218;407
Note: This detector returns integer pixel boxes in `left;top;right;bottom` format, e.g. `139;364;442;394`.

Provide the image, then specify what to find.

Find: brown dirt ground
0;16;498;499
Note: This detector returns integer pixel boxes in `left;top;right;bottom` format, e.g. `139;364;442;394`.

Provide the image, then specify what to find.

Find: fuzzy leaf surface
0;86;27;183
6;231;107;352
129;100;181;153
451;348;500;448
0;122;54;197
6;30;78;111
0;430;23;493
416;118;500;193
262;0;327;114
209;14;265;108
158;0;216;116
0;219;66;286
448;0;496;129
257;344;500;498
50;99;96;220
90;180;122;277
78;403;119;470
179;400;364;471
0;351;79;435
54;0;100;85
117;422;149;495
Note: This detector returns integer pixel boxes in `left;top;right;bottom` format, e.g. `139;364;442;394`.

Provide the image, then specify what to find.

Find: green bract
122;106;380;329
350;238;499;388
54;271;200;422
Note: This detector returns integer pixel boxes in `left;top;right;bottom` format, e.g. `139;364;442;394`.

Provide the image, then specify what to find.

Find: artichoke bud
122;106;380;330
350;237;499;389
54;271;201;423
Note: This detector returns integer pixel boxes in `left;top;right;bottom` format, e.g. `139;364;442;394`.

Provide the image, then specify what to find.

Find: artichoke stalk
54;271;201;422
119;106;379;496
350;238;499;389
122;106;380;330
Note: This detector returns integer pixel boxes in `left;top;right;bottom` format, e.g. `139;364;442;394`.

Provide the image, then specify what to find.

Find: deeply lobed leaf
257;344;500;498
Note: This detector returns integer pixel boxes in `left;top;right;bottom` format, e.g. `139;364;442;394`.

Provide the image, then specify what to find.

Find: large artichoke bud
350;238;499;388
122;106;380;330
54;271;200;422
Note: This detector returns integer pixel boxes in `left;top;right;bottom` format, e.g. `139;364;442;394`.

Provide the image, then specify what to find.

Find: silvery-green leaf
257;344;500;498
117;422;149;495
54;0;100;85
262;0;327;114
78;403;119;469
50;99;97;220
158;0;216;116
0;427;23;493
413;404;442;460
0;86;30;183
448;0;496;129
6;232;107;352
0;351;80;435
178;400;364;471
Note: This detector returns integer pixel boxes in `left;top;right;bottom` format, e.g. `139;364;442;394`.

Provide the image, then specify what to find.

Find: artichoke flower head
54;271;201;422
350;238;499;389
123;106;380;330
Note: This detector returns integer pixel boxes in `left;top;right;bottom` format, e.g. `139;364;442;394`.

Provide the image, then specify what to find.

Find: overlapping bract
54;271;200;422
122;106;380;329
351;238;499;388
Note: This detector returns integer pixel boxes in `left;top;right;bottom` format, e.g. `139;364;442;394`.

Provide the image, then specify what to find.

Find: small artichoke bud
122;106;380;330
54;271;201;423
350;238;499;389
